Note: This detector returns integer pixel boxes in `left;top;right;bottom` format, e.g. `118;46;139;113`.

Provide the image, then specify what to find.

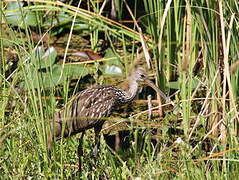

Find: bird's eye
140;74;146;78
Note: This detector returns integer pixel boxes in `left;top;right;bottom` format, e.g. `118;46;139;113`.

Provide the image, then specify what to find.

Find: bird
47;67;174;171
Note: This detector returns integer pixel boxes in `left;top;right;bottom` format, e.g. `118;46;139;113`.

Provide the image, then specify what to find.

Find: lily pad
101;48;123;75
32;46;57;69
22;64;93;89
5;2;39;27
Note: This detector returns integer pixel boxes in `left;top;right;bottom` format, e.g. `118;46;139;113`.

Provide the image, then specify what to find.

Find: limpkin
48;67;173;171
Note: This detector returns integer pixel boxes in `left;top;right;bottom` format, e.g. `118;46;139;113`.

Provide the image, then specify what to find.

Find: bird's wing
53;85;120;137
70;85;118;119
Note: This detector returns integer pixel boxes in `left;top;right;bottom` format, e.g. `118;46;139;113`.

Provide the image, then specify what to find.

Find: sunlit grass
0;0;239;179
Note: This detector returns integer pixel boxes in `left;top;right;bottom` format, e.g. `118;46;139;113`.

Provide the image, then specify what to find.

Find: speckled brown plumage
52;85;130;139
48;67;173;171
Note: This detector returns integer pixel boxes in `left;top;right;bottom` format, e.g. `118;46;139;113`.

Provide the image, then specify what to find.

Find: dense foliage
0;0;239;179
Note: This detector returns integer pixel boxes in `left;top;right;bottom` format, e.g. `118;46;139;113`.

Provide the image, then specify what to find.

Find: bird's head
129;67;174;106
130;67;148;83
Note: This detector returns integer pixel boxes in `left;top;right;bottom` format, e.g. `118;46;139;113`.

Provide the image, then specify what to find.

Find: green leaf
44;10;71;26
22;64;93;89
51;64;93;83
167;81;180;89
167;78;201;90
32;46;57;69
104;48;122;66
5;2;24;26
103;65;123;75
101;48;123;75
5;2;39;27
25;11;38;26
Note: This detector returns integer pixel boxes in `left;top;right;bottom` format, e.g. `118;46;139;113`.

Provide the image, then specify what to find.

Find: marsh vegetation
1;0;239;179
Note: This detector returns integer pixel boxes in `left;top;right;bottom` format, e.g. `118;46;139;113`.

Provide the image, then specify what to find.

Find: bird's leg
47;132;53;160
92;123;103;158
78;131;85;173
89;125;103;170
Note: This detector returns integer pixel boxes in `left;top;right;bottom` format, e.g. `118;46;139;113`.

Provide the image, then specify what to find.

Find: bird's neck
120;78;139;103
127;80;139;100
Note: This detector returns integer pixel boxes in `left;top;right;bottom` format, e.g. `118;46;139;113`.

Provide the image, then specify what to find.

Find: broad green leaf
32;46;57;69
103;65;123;75
25;11;39;26
101;48;123;75
44;10;72;26
5;2;24;26
167;78;201;90
22;64;93;89
104;48;122;66
51;64;93;83
5;2;39;27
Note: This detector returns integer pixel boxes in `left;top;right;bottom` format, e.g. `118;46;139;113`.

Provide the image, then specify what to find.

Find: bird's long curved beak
143;79;175;106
